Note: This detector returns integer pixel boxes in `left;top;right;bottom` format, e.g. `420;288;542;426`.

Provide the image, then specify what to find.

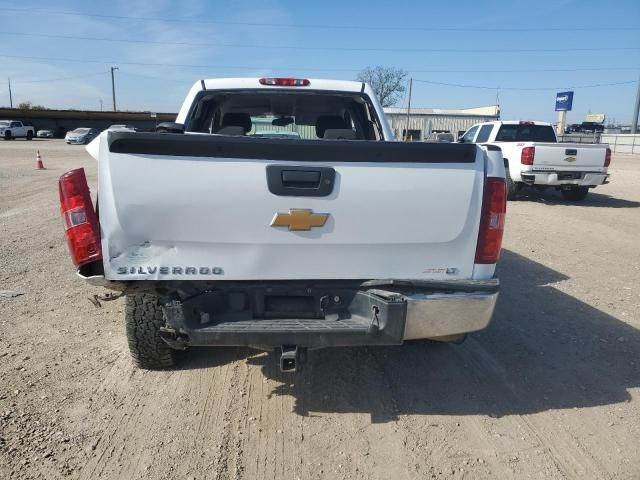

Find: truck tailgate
532;142;607;169
97;132;486;281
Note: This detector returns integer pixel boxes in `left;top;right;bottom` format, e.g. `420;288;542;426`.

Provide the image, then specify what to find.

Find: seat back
315;116;348;138
323;129;357;140
218;113;252;134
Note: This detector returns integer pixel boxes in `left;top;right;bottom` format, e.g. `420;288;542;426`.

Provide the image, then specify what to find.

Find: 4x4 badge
271;209;329;231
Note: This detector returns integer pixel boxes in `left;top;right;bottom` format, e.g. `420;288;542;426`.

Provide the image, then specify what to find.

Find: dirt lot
1;139;639;480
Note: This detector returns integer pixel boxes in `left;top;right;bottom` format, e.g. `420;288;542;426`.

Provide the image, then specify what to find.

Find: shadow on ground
513;188;640;208
178;249;639;423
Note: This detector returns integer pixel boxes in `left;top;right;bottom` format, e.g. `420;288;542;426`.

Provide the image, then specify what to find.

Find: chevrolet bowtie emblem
270;209;329;231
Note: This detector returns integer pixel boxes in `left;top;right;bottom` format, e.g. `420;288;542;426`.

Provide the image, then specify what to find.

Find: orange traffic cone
36;151;45;170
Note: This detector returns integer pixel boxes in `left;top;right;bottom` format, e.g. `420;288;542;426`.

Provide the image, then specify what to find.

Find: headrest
315;116;348;138
221;113;252;133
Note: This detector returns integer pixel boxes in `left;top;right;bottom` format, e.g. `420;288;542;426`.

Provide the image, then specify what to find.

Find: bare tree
357;66;408;107
17;101;47;110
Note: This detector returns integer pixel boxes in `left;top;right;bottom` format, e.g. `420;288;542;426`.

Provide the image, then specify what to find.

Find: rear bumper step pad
159;280;499;349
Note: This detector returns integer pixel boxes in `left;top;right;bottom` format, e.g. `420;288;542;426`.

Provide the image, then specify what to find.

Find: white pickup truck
59;77;507;371
0;120;35;140
459;121;610;201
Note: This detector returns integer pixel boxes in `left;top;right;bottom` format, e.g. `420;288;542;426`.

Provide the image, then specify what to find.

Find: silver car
65;128;100;144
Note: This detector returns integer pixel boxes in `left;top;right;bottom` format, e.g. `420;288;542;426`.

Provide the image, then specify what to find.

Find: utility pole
110;66;119;112
404;78;413;141
8;77;13;108
632;72;640;134
99;98;103;112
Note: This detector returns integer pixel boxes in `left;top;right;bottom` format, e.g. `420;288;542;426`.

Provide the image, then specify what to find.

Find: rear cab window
495;124;557;143
474;124;494;143
185;90;384;141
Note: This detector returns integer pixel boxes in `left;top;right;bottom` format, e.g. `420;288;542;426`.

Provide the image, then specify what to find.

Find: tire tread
125;294;175;369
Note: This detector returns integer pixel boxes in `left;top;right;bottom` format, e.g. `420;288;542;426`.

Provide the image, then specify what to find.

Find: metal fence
557;133;601;143
600;134;640;154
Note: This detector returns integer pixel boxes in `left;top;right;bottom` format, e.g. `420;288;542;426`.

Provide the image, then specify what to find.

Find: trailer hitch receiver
279;345;305;372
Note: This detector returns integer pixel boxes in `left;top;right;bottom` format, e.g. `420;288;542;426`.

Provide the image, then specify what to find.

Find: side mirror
155;122;184;134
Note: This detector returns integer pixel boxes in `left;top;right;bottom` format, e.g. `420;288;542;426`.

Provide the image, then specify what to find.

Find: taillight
259;78;310;87
605;147;611;167
521;146;535;165
59;168;102;267
475;177;507;264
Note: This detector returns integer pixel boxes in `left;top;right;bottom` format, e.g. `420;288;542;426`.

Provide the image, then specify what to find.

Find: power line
0;54;637;75
10;71;108;84
412;78;637;91
117;71;189;83
409;67;639;73
1;7;638;32
0;31;637;53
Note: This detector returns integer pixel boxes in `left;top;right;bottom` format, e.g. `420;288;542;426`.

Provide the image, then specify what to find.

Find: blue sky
1;0;639;124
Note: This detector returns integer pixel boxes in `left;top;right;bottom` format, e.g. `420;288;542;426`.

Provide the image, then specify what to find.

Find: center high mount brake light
259;78;310;87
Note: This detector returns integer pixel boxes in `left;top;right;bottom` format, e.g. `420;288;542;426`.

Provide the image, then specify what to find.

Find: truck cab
460;120;610;201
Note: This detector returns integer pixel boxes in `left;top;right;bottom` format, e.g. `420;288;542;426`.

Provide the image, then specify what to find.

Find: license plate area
262;295;317;319
558;172;583;181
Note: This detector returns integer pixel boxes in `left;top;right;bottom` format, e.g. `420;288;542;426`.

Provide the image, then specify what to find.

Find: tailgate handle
267;165;336;197
282;170;321;186
565;149;578;156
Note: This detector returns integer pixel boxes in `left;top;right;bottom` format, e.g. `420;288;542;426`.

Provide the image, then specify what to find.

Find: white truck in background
459;120;610;201
58;77;507;372
0;120;35;140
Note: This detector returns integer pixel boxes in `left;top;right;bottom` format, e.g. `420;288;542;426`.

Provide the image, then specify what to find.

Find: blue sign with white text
555;91;574;111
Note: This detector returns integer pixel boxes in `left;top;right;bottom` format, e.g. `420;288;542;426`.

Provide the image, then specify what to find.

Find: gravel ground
1;139;639;480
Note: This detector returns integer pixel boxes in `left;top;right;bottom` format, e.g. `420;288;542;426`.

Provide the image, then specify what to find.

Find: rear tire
26;131;33;140
125;293;176;370
505;167;519;200
561;187;589;201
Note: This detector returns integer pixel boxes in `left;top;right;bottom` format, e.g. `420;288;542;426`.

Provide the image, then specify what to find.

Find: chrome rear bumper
403;290;498;339
521;171;608;187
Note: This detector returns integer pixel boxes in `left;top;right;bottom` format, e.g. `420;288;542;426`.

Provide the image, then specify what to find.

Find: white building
384;105;500;141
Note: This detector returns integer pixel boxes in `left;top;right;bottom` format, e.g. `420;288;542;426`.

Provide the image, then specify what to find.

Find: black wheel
26;131;33;140
561;187;589;201
125;293;176;369
505;167;519;200
3;131;10;140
